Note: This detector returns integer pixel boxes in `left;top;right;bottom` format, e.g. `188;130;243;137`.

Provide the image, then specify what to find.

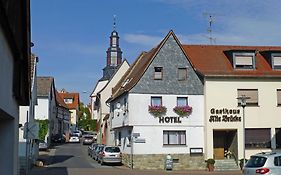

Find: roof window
271;53;281;70
233;52;255;70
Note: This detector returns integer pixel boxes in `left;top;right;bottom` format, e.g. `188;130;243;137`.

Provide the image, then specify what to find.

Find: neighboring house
182;44;281;163
90;26;129;145
0;1;31;175
90;80;108;120
35;77;58;146
58;90;80;132
56;91;71;141
97;60;129;145
19;54;39;173
109;31;205;170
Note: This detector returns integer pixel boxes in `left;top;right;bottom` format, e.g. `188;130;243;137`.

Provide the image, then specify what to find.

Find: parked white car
243;152;281;175
69;134;80;143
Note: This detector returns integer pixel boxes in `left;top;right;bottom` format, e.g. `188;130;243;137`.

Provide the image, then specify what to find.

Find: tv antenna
203;12;219;45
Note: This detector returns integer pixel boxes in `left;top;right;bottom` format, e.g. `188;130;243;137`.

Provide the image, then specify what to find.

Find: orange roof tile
182;45;281;77
58;92;80;109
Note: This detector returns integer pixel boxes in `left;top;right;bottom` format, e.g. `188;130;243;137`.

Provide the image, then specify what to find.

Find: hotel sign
158;116;182;123
209;108;241;122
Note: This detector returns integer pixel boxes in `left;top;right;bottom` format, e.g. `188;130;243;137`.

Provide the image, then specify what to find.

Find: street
30;143;242;175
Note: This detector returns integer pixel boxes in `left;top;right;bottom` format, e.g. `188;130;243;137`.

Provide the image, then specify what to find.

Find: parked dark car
51;134;66;143
93;144;105;161
88;143;98;157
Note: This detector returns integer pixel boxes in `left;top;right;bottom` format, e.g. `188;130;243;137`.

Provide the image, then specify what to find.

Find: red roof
57;92;80;109
182;45;281;77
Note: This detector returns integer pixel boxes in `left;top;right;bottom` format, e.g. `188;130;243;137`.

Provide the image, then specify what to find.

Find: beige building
183;45;281;164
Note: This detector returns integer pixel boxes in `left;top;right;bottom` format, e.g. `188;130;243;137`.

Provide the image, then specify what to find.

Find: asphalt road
30;142;242;175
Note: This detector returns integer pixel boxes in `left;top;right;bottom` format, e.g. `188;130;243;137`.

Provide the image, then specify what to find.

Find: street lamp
237;95;250;169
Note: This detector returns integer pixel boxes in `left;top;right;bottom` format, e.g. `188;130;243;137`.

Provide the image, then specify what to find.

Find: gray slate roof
37;77;54;97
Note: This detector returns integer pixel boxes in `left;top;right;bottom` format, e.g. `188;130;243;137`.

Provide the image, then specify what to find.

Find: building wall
35;98;49;120
205;78;281;159
0;26;20;175
98;61;130;145
70;109;77;131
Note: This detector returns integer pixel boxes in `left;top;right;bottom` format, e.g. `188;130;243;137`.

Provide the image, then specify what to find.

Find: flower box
148;105;167;117
173;105;192;117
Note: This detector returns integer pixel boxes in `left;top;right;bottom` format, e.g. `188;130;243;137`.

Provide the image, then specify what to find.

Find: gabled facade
56;91;71;141
110;31;205;170
35;77;58;146
96;60;130;145
90;80;108;120
18;54;39;173
183;45;281;163
0;1;31;174
58;90;80;132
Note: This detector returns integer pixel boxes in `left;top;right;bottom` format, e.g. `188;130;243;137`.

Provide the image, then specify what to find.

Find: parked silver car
243;152;281;175
98;146;122;165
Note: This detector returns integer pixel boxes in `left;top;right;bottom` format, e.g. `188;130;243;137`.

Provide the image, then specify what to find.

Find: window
277;89;281;106
245;128;271;148
151;96;162;106
111;52;117;66
233;53;255;69
274;156;281;166
118;132;121;146
276;128;281;148
177;97;188;106
272;54;281;69
163;131;186;145
154;67;163;80
178;68;187;80
64;98;73;104
237;89;258;106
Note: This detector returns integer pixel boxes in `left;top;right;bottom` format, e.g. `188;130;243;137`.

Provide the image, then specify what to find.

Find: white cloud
124;33;163;47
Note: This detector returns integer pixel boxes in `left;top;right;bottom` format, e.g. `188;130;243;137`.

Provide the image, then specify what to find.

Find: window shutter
273;56;281;66
236;56;253;65
238;89;258;104
277;90;281;105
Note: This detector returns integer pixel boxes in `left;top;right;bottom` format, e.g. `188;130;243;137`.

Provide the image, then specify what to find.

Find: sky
31;0;281;104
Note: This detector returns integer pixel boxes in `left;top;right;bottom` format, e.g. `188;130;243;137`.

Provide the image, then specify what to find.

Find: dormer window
233;53;255;69
271;53;281;70
64;98;73;104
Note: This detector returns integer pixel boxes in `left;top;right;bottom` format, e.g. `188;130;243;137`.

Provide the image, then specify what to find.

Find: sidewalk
30;148;56;175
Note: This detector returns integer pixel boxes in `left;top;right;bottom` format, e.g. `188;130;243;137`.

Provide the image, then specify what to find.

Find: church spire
106;15;122;67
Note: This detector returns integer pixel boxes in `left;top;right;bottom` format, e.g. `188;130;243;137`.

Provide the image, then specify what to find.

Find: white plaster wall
129;94;204;126
35;98;49;120
90;80;108;120
0;27;18;117
113;93;205;155
0;27;20;175
205;79;281;159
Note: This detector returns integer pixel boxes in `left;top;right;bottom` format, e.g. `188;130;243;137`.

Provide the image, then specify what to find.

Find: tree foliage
36;119;49;140
77;103;96;131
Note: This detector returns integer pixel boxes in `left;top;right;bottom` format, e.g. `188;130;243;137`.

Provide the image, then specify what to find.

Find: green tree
77;103;97;131
36;119;49;140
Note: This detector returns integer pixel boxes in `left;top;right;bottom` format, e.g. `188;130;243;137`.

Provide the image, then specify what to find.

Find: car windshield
84;136;93;139
105;147;120;153
245;156;267;168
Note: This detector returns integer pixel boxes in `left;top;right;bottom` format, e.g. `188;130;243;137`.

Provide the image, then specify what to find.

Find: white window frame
163;130;186;145
271;53;281;70
233;52;255;69
154;67;163;80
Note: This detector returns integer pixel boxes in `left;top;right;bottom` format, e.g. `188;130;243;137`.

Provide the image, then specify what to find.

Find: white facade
0;27;20;175
96;61;130;145
205;78;281;160
112;93;205;155
90;80;108;120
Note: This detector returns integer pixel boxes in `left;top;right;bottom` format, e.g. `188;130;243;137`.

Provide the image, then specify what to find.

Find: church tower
100;16;123;81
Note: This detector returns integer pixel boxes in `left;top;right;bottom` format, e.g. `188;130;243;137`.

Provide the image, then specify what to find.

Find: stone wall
122;153;206;170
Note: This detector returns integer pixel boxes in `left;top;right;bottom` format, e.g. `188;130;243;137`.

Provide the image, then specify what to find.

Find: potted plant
173;105;192;117
239;159;248;170
205;158;215;171
148;105;167;117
